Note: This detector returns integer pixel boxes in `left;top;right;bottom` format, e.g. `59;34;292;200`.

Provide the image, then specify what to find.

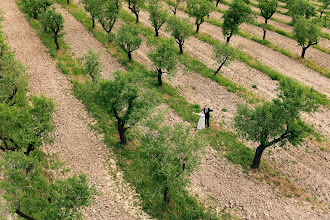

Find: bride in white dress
192;111;205;130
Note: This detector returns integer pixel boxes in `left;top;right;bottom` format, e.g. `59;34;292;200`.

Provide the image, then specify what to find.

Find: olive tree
167;0;185;15
140;122;205;206
97;0;121;36
148;38;177;86
187;0;213;33
259;0;278;40
319;0;329;18
39;7;64;50
166;16;194;53
222;0;254;43
95;72;160;145
149;0;168;37
0;96;55;155
22;0;53;19
82;49;102;82
213;42;236;74
234;78;319;169
127;0;146;23
117;24;142;61
293;17;321;58
0;151;96;220
81;0;103;28
287;0;316;20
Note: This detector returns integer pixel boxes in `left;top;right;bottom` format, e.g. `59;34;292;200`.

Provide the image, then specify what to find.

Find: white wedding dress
196;113;205;130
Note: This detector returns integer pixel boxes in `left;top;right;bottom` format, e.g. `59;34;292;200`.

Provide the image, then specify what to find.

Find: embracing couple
192;105;213;130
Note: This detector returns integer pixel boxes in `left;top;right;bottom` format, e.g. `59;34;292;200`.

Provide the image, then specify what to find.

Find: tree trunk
25;143;35;156
54;35;59;50
216;0;220;7
164;181;170;205
128;51;132;61
179;42;183;54
117;121;127;145
67;0;70;4
155;28;159;37
301;46;307;58
226;35;231;44
196;23;200;33
251;144;267;169
157;69;163;86
16;208;35;220
92;17;95;28
320;10;324;18
263;28;267;41
214;56;228;75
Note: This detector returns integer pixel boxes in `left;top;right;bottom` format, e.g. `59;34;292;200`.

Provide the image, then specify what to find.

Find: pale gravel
0;0;150;219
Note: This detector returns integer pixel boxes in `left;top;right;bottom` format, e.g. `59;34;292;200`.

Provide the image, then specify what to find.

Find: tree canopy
95;71;160;144
148;38;178;86
293;17;321;58
22;0;53;19
259;0;278;40
287;0;316;20
212;42;237;74
39;7;65;50
148;0;168;37
166;16;194;53
82;49;102;82
127;0;146;23
234;78;320;168
140;120;205;206
117;24;142;61
97;0;121;35
81;0;103;28
167;0;185;15
222;0;254;43
187;0;214;33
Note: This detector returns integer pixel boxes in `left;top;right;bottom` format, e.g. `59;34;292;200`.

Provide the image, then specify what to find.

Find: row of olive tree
0;13;96;218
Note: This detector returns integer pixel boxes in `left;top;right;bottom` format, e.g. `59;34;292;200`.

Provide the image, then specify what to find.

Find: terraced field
0;0;329;219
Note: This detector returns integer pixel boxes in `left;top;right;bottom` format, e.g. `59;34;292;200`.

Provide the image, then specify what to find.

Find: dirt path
122;4;330;209
0;0;150;219
55;5;123;79
210;11;330;69
190;147;329;219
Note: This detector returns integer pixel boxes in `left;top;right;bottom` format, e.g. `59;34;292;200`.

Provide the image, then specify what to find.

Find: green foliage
166;15;194;53
140;121;204;205
167;0;186;15
259;0;278;22
22;0;53;19
0;96;55;152
97;0;121;34
148;0;168;37
212;42;237;74
287;0;316;20
222;0;254;43
187;0;213;32
319;0;330;17
95;71;161;144
117;23;142;61
39;7;65;50
126;0;146;23
293;17;321;57
294;17;321;47
0;150;96;219
148;38;177;86
82;49;102;82
234;78;320;167
81;0;103;28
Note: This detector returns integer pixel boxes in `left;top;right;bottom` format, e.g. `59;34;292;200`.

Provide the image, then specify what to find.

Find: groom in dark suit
202;106;213;128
